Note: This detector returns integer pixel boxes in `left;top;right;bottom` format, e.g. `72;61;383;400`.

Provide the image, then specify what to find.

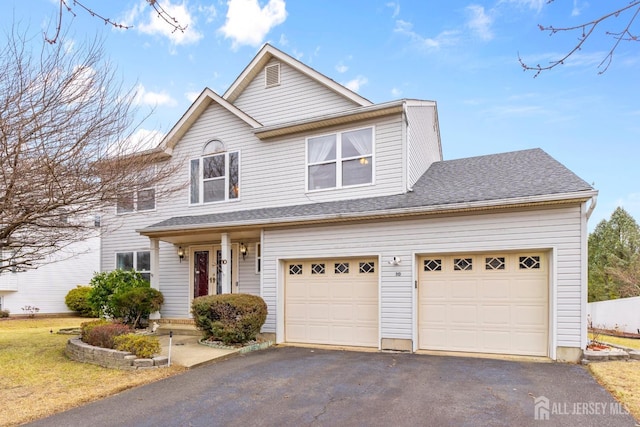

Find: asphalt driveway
28;346;637;427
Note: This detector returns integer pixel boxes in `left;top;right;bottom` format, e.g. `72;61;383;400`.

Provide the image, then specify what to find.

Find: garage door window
453;258;473;271
311;263;325;274
519;256;541;269
289;264;303;275
485;257;505;270
359;262;375;273
424;259;442;271
334;262;349;274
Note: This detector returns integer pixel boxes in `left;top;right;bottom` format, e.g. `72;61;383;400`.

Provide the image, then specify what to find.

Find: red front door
193;250;209;298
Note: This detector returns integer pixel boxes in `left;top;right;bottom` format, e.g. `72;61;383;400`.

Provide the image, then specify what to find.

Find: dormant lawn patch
0;317;185;427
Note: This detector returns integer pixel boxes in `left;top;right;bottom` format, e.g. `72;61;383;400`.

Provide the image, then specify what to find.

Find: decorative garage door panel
418;253;548;356
285;259;378;348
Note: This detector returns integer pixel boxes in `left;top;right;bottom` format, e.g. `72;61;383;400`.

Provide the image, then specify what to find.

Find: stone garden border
66;338;168;370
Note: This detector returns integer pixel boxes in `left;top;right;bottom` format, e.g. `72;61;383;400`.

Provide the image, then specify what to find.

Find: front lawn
0;317;185;427
586;332;640;422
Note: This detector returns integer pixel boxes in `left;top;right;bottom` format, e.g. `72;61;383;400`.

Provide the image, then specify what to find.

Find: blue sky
2;0;639;228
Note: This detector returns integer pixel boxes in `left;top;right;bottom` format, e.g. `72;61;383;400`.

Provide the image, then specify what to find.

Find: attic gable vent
265;63;280;88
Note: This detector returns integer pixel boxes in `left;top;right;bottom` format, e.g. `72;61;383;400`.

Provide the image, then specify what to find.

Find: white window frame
305;126;375;192
255;243;261;274
115;250;151;282
189;151;240;205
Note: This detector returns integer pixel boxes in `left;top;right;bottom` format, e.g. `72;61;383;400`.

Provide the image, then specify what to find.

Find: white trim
276;256;285;344
549;246;558;360
580;201;589;351
224;44;372;106
188;150;241;205
139;191;597;235
305;126;375;192
255;242;262;275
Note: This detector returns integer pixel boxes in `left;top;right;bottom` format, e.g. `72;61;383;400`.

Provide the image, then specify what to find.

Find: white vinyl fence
587;296;640;334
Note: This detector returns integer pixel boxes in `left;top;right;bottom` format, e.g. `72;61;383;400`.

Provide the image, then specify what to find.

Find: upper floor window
116;188;156;214
190;150;239;204
307;127;373;191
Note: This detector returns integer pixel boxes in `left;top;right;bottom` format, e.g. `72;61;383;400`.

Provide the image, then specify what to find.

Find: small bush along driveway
29;346;638;427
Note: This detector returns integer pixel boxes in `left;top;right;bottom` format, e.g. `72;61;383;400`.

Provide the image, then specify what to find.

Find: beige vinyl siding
233;59;361;126
406;105;442;188
262;205;584;349
157;241;190;318
238;244;260;296
157;103;406;219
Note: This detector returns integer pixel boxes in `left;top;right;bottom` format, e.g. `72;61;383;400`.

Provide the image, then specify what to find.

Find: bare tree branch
520;0;640;77
0;27;184;273
45;0;188;44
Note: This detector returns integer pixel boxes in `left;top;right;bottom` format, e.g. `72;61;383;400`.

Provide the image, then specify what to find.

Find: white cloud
185;91;201;102
335;62;348;73
343;76;368;93
394;20;460;50
128;128;165;151
466;5;494;41
121;0;203;46
133;84;177;107
199;4;218;23
219;0;287;49
279;33;289;46
391;87;402;97
498;0;546;13
386;2;400;18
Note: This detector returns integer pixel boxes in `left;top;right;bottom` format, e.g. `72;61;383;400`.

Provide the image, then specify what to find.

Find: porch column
220;233;231;294
149;238;161;319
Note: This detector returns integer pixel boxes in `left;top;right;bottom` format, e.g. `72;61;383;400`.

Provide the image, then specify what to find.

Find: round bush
65;286;98;317
113;333;161;358
82;322;131;349
191;294;267;345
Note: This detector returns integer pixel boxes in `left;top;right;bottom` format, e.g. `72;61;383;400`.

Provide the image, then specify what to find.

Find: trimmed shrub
65;286;98;317
191;293;267;345
80;319;110;340
82;322;131;349
110;287;164;329
113;333;161;358
0;309;9;318
87;270;163;327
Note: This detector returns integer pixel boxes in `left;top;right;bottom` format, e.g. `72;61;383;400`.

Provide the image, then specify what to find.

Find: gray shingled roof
142;148;594;232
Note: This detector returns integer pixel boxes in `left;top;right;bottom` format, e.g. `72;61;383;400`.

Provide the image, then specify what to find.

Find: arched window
202;139;226;156
190;139;239;204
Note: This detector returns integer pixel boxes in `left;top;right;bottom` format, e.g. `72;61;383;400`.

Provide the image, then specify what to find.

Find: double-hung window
190;151;239;204
307;127;373;191
116;251;151;282
116;188;156;214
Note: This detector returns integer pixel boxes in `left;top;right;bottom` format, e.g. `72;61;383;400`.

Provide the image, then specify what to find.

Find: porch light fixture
177;246;185;263
240;243;248;260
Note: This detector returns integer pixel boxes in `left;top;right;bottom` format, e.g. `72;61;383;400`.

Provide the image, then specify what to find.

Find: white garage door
285;258;378;348
418;253;548;356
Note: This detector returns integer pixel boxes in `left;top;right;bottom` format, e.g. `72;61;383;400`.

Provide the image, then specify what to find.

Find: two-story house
102;44;597;362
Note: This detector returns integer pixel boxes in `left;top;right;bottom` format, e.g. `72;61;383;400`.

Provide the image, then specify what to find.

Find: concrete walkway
157;334;238;368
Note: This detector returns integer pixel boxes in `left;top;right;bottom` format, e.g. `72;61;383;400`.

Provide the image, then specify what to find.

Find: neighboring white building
0;237;100;315
100;44;597;362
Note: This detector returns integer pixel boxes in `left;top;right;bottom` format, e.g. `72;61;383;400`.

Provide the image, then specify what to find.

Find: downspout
403;102;413;192
586;195;598;219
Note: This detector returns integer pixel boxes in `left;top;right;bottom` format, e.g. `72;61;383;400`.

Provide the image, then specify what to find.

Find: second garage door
418;252;548;356
285;258;378;348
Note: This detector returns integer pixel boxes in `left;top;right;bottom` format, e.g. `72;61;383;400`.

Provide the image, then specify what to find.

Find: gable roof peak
223;43;372;107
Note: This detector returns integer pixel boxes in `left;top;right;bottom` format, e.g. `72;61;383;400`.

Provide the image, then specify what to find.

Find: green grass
0;317;185;427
